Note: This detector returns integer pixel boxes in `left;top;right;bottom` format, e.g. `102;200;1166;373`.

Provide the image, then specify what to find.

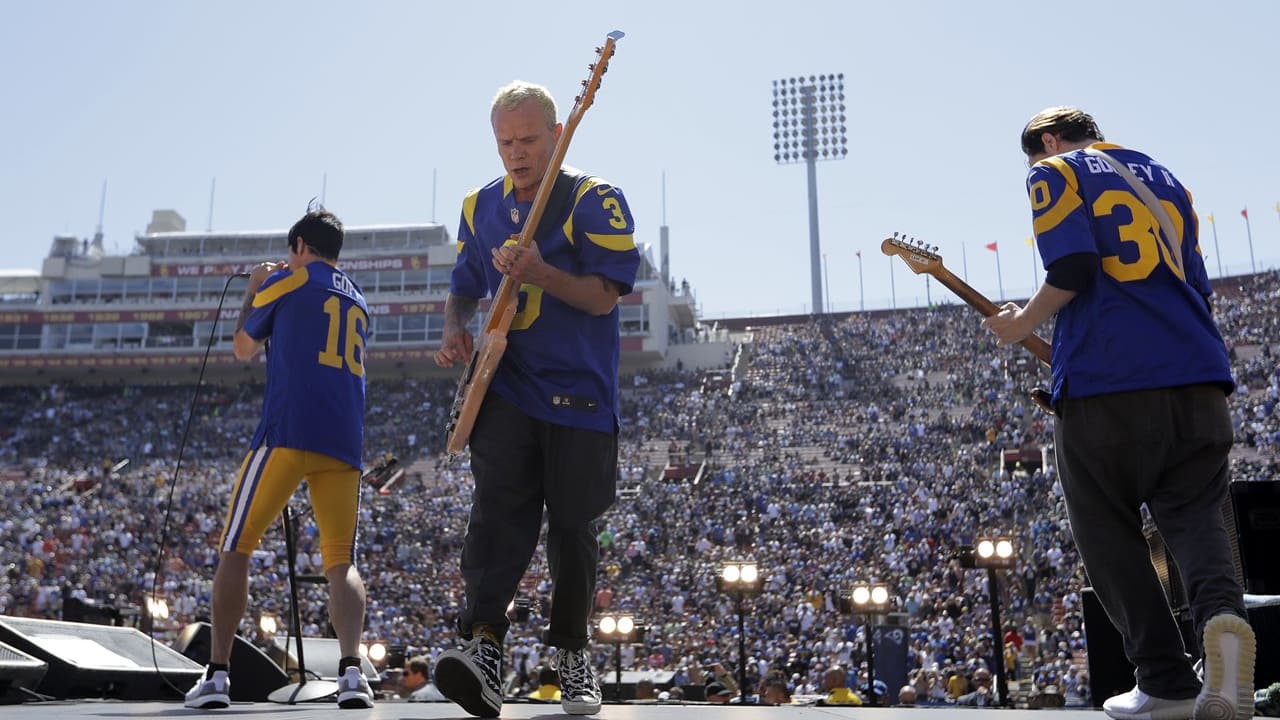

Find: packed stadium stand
1;213;1276;708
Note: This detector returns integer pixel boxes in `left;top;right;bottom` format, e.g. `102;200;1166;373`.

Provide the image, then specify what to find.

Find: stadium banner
0;347;436;370
0;301;452;325
151;255;427;277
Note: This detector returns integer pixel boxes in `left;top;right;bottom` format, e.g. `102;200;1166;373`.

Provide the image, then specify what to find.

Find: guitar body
445;329;509;454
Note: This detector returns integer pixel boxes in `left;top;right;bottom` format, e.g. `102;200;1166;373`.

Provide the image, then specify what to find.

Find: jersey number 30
318;296;367;377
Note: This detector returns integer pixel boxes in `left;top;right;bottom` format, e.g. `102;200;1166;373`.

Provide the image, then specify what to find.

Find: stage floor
0;698;1105;719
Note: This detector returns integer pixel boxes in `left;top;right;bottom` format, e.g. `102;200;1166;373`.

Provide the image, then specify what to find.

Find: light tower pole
773;74;848;315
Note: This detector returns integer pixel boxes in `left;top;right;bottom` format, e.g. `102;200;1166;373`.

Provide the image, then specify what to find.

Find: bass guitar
445;30;625;454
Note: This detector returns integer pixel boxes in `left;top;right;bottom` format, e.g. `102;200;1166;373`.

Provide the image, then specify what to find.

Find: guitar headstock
880;232;943;276
565;30;624;126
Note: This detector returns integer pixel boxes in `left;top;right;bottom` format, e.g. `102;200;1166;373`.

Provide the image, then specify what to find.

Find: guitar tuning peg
588;63;596;70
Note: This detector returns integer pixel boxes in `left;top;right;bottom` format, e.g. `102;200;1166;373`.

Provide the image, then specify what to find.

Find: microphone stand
267;504;338;703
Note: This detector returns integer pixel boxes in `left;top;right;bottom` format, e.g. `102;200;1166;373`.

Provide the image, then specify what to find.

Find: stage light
145;596;169;620
848;583;892;614
715;561;762;594
972;535;1017;569
259;613;278;635
595;614;644;643
714;561;764;703
842;582;894;705
596;614;645;702
367;642;386;664
959;535;1018;706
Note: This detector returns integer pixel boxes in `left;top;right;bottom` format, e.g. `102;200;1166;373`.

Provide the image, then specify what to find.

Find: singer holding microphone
184;207;376;710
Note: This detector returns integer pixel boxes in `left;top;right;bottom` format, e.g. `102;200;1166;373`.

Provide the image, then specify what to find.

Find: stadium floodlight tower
772;74;848;315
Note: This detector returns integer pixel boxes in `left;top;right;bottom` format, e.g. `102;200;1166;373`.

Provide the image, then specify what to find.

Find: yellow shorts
219;447;361;572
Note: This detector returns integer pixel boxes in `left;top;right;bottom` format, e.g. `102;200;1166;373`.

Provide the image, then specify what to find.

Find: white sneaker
1194;613;1256;720
337;665;374;709
184;668;230;709
1103;686;1195;720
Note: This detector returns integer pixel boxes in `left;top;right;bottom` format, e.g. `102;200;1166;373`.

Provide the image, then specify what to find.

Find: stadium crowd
0;268;1276;706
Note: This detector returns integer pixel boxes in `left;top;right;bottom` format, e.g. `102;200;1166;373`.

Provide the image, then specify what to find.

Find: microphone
232;272;251;278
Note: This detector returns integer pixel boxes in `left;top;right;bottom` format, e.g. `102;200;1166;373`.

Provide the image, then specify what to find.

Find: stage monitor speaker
1084;588;1280;705
174;622;289;701
0;615;202;700
0;640;48;702
1230;480;1280;595
1082;587;1136;708
269;635;378;684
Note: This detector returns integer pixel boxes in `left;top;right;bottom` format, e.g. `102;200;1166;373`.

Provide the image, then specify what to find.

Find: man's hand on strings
492;236;546;284
982;302;1032;347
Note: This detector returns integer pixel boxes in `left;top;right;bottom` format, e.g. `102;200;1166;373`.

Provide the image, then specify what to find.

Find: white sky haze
3;1;1278;318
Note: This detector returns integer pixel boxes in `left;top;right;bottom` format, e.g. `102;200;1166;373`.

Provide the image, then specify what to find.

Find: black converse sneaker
435;635;504;718
554;647;601;715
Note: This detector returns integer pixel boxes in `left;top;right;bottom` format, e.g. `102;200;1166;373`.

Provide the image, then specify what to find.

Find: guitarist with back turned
431;80;639;718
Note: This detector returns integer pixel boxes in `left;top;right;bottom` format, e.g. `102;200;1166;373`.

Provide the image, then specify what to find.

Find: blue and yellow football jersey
451;170;641;433
242;263;369;468
1028;142;1233;402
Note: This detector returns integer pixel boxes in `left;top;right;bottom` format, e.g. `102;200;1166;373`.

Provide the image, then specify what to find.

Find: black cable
147;272;249;697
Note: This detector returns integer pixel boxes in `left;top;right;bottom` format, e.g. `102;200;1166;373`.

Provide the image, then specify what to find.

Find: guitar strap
531;167;587;245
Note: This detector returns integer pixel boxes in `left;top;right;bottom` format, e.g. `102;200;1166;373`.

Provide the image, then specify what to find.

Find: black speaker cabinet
1230;480;1280;595
0;640;47;702
0;615;202;700
173;622;289;701
1084;588;1280;704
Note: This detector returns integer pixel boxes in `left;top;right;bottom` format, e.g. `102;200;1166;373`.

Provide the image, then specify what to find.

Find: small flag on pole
1024;237;1034;246
1241;208;1249;219
855;250;861;258
985;242;998;251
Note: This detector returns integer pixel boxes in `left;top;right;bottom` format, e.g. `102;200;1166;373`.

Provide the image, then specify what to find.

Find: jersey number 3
318;296;367;377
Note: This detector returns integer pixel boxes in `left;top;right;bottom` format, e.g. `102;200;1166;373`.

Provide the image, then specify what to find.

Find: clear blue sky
3;1;1278;318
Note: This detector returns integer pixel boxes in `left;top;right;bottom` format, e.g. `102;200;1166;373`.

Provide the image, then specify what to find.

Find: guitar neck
928;263;1052;366
481;31;621;338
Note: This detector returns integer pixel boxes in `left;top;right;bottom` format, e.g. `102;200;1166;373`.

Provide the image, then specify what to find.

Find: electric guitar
444;30;625;455
880;233;1056;413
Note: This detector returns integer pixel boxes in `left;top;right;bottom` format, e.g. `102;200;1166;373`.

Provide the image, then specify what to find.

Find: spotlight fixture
957;534;1018;706
596;614;645;643
596;614;645;702
145;596;170;620
974;536;1017;569
715;561;763;594
714;560;764;704
258;613;278;635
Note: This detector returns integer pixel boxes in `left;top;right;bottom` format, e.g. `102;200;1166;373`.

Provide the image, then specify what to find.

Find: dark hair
406;655;430;676
287;209;344;261
1020;106;1104;156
